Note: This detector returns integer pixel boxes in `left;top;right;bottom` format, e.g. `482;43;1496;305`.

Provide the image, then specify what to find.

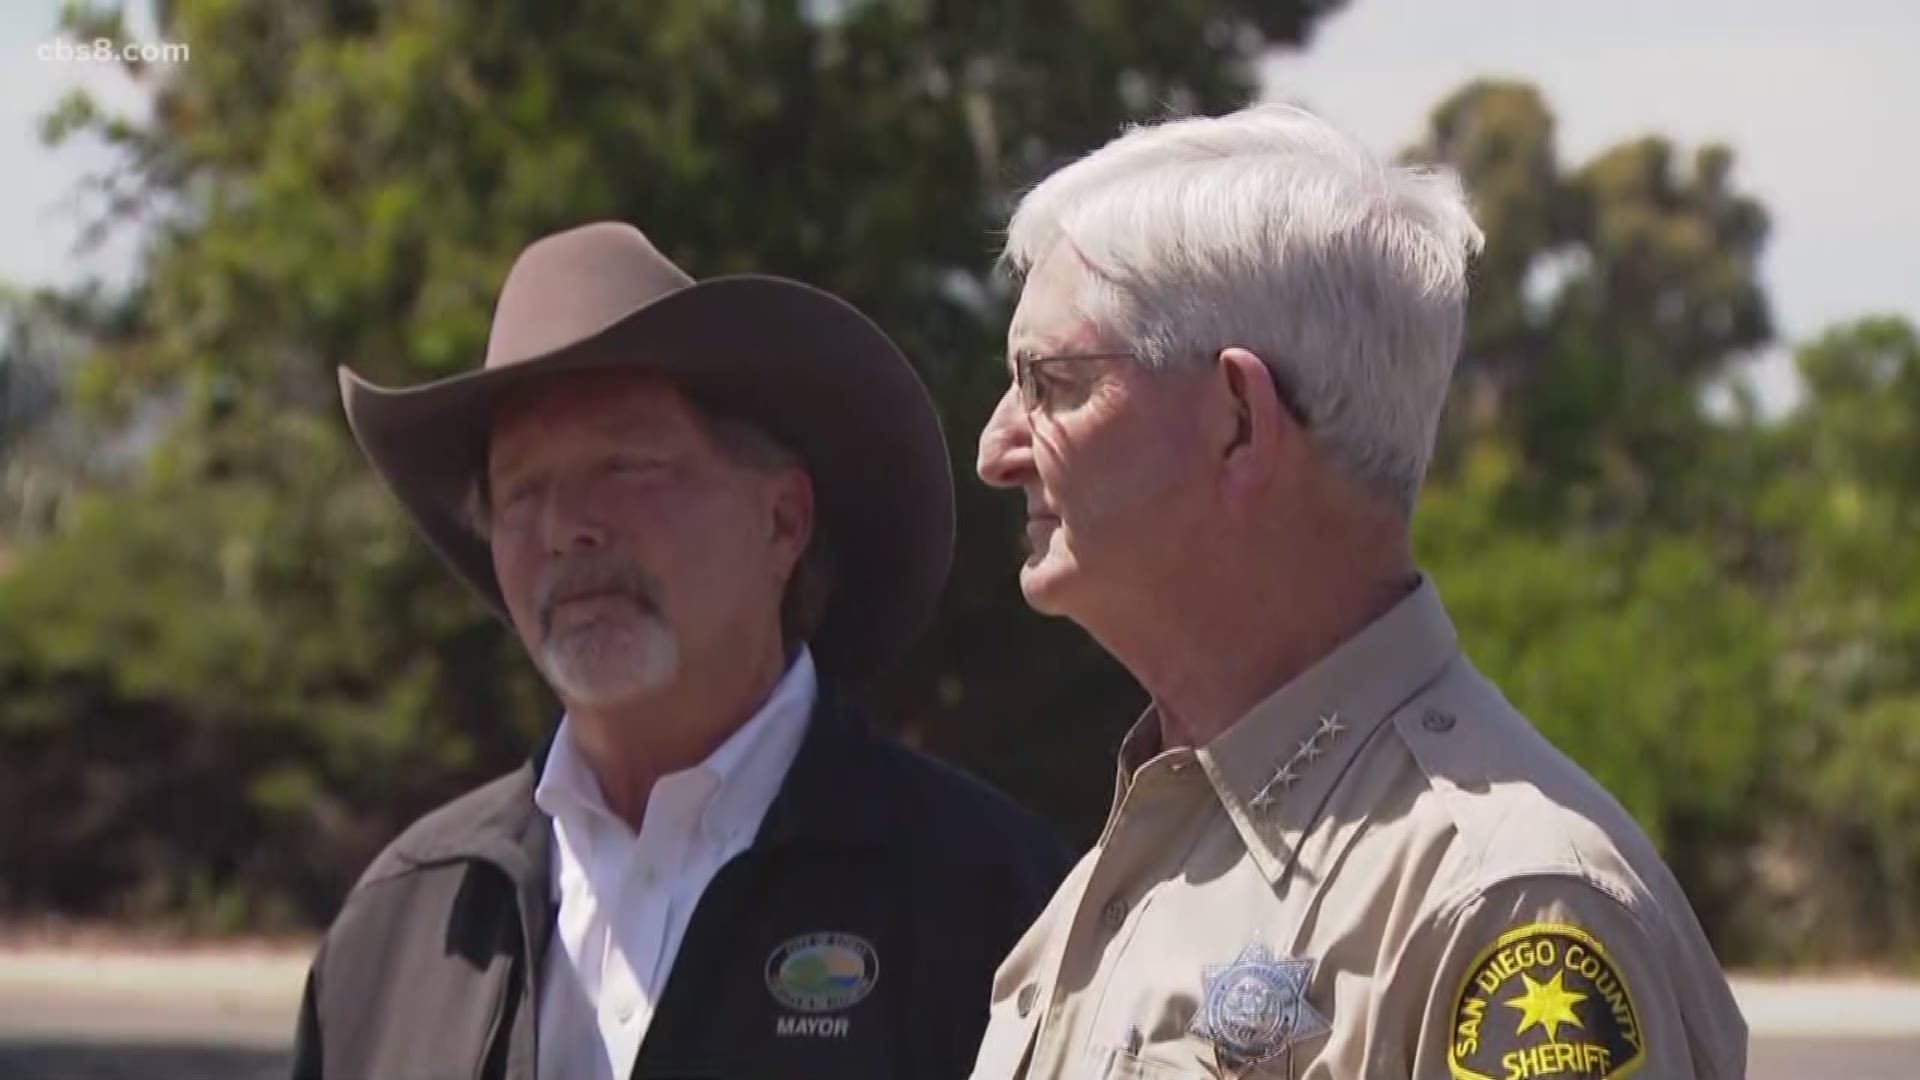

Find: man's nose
977;384;1034;489
540;474;607;553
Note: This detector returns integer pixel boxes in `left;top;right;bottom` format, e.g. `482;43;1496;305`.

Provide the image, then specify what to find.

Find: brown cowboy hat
338;221;954;682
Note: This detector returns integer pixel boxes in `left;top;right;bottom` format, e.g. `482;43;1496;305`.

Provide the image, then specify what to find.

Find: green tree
2;290;86;548
18;6;1913;969
1411;86;1920;965
1414;442;1782;946
1743;317;1920;964
2;0;1343;928
1410;81;1772;531
1404;81;1789;952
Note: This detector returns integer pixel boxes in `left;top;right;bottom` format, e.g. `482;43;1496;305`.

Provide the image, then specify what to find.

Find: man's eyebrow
1009;342;1080;364
489;458;532;491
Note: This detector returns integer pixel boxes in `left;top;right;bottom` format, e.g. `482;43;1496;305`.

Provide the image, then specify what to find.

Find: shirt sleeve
1383;872;1712;1080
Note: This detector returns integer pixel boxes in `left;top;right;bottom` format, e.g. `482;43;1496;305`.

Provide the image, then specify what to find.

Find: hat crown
485;221;695;370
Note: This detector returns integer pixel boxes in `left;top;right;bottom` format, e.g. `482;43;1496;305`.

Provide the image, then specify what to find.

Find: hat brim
339;274;955;683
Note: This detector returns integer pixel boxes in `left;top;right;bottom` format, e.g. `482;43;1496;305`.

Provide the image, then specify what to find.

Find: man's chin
539;624;681;706
1018;559;1076;616
545;662;678;710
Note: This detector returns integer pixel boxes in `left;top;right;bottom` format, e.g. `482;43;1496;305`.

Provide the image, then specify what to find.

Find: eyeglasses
1012;351;1134;414
1011;349;1311;425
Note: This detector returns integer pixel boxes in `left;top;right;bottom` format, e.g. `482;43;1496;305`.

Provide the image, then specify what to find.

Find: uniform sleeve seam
1428;865;1653;936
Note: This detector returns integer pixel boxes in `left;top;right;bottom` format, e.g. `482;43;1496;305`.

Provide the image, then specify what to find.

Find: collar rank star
1189;941;1329;1076
766;932;878;1039
1448;923;1644;1080
1249;712;1343;812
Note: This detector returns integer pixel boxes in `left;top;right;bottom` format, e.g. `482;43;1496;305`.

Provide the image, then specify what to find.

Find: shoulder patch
1447;922;1644;1080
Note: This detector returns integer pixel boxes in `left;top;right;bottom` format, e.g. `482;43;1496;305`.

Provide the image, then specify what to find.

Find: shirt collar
1171;576;1459;882
532;717;601;827
532;647;819;846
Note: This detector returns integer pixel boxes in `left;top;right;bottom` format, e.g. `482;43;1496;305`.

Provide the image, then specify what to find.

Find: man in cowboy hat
967;107;1745;1079
290;221;1070;1080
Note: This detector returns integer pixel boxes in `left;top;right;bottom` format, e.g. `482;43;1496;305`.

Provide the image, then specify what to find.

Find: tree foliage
1405;81;1919;965
1411;81;1771;530
2;5;1916;968
2;0;1341;929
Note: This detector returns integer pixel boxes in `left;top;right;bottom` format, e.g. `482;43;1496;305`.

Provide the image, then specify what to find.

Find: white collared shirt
533;649;817;1080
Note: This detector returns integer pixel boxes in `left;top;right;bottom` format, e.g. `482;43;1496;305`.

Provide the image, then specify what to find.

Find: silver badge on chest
1189;941;1329;1076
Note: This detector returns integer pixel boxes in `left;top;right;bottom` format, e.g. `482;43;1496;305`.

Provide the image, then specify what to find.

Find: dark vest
291;691;1072;1080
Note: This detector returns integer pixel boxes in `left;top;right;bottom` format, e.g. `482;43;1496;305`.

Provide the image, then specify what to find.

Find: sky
2;2;150;292
6;0;1917;412
1265;0;1920;410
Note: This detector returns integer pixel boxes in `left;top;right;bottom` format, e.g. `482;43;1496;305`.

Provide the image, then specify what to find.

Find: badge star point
1190;942;1329;1073
1316;711;1345;739
1504;970;1589;1043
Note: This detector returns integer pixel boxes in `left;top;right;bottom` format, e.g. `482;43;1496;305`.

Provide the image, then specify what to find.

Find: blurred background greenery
1;0;1916;973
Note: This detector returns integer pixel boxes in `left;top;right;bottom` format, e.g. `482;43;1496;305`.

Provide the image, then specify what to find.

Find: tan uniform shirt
969;580;1746;1080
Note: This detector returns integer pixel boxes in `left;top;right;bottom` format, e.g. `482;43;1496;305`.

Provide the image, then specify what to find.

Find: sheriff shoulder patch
1447;922;1644;1080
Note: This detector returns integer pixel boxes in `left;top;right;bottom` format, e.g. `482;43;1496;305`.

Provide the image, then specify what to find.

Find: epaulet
1386;663;1527;872
1390;664;1652;904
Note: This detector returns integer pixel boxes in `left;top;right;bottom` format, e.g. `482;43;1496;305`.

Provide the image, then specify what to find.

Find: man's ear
1216;347;1298;501
769;467;816;578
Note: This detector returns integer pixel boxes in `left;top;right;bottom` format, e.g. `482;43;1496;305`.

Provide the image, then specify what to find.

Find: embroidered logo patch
1448;922;1644;1080
765;931;879;1014
1188;940;1329;1076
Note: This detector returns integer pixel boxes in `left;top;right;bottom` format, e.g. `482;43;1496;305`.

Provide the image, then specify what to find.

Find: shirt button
1016;984;1038;1018
1423;708;1457;733
616;1000;635;1023
1100;897;1129;930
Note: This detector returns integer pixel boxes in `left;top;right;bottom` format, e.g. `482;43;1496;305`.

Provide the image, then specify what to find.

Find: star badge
1505;970;1588;1042
1188;941;1329;1077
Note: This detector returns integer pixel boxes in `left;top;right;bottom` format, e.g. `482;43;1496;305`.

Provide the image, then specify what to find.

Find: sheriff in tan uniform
970;104;1749;1080
966;580;1747;1079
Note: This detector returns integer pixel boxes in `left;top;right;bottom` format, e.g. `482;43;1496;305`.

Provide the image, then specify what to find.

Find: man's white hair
1002;103;1485;514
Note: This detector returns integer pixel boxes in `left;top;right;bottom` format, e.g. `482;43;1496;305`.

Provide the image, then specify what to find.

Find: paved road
1749;1036;1920;1080
0;1040;289;1080
2;1035;1918;1078
3;951;1918;1078
0;950;300;1079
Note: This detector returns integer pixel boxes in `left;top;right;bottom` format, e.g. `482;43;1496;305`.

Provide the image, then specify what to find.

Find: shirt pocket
1089;985;1314;1080
1099;1047;1204;1078
1100;1045;1298;1079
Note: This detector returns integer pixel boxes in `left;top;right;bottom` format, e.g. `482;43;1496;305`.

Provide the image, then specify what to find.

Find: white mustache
537;555;663;637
